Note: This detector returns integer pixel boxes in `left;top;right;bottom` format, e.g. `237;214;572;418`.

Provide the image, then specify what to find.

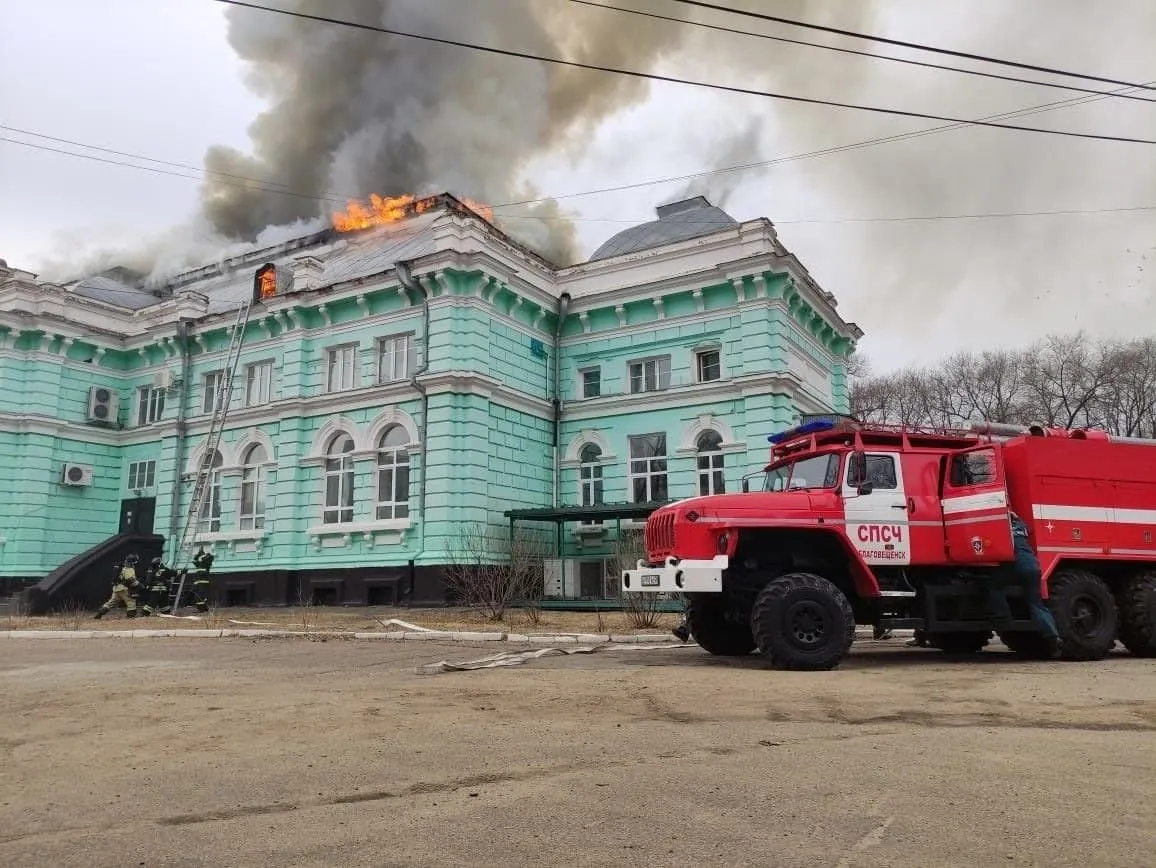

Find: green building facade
0;195;862;604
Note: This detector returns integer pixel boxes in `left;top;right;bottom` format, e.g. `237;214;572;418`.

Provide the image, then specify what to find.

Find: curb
0;628;676;644
0;627;916;643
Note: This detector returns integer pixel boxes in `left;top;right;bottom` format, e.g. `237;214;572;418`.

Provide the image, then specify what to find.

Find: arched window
323;435;355;525
239;443;268;531
579;443;604;525
197;450;224;534
375;425;411;520
696;430;725;496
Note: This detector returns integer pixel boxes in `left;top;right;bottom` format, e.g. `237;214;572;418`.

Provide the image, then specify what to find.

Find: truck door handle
891;504;908;510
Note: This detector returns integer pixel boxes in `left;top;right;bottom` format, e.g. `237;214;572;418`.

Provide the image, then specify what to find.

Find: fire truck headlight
717;533;729;553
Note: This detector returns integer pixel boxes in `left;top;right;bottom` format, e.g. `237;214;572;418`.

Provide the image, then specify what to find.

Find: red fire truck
621;416;1156;670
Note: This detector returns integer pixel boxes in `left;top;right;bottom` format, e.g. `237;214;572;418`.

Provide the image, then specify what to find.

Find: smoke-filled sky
1;0;1153;371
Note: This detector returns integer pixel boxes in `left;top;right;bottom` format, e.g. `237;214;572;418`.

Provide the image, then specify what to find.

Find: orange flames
332;193;494;232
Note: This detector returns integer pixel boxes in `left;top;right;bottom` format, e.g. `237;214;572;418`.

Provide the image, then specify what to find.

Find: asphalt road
2;637;1154;867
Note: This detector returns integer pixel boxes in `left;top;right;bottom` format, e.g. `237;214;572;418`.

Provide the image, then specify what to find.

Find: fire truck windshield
763;452;840;492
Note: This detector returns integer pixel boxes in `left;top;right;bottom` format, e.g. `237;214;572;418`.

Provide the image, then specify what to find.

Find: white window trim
127;460;157;490
376;333;413;384
693;347;723;384
627;433;669;503
202;369;225;415
137;385;166;426
577;366;601;399
307;518;414;549
374;436;412;521
325;342;360;393
244;360;275;407
237;459;267;532
322;450;357;526
626;355;672;394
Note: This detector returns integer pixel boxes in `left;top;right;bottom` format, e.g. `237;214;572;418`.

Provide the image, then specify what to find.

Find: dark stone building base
202;563;451;608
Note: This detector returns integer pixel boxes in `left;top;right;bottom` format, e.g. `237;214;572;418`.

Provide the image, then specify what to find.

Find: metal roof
587;196;738;262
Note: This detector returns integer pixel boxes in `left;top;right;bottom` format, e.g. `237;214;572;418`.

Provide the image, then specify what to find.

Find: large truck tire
930;631;992;655
1047;568;1118;661
750;572;855;671
686;596;756;656
1117;571;1156;658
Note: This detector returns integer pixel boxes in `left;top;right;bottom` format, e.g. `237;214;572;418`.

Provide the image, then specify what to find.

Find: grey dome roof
588;196;739;262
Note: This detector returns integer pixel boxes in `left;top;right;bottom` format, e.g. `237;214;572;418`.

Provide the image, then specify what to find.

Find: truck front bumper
621;556;727;594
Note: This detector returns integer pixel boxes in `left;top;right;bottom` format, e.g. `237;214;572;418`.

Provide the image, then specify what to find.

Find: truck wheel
1048;568;1118;661
1117;571;1156;658
930;631;992;655
686;596;756;656
750;572;855;671
998;631;1053;659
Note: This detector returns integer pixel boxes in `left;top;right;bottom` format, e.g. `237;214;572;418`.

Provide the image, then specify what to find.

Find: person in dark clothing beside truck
988;511;1062;656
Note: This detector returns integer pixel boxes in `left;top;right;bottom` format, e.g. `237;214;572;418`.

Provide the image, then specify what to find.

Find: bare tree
443;521;550;622
608;528;667;629
849;331;1156;437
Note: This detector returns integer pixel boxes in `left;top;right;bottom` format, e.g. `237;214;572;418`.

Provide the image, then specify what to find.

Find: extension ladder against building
169;298;253;609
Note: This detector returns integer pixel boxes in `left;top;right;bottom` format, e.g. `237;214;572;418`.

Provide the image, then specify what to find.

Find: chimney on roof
291;255;324;292
655;196;712;219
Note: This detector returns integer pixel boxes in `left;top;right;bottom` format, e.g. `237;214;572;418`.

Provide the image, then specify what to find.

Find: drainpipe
166;319;193;560
394;262;430;597
552;292;572;508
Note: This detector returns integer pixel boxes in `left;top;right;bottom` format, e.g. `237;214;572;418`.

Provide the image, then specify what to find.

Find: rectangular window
127;460;156;490
696;349;721;383
137;386;166;426
628;357;671;394
202;370;224;414
580;367;601;398
327;344;358;392
377;334;410;383
245;361;273;407
628;433;668;503
239;465;266;531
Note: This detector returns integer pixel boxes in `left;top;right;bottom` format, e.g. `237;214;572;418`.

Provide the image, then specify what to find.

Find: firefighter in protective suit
190;547;214;613
989;511;1062;656
141;556;173;616
94;554;140;619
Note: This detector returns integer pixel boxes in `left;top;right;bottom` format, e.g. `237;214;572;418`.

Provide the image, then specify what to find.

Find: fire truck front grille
647;511;676;555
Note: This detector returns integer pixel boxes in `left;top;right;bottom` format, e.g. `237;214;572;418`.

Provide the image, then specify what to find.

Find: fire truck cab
621;415;1156;670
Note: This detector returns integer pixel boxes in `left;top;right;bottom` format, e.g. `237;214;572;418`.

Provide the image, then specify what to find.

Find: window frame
376;333;412;384
326;343;359;393
137;386;166;426
627;433;669;503
627;355;672;394
322;435;356;525
127;460;157;490
695;348;722;383
197;450;224;535
244;360;274;407
201;370;225;415
374;425;412;521
238;443;268;531
695;430;726;496
579;367;601;399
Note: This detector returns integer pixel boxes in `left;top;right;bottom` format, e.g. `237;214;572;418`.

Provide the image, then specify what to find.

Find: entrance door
119;497;157;535
843;452;911;566
941;445;1014;564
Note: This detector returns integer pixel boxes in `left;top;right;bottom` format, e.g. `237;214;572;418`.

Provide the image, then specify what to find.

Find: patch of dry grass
7;605;679;634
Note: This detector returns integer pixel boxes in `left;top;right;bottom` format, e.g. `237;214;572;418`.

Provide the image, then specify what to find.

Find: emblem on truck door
971;536;984;555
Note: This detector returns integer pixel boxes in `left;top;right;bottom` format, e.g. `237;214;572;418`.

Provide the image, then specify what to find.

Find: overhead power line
569;0;1156;104
667;0;1156;93
210;0;1156;146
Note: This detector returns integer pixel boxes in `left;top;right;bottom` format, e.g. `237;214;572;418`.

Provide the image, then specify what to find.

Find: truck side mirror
741;478;750;493
850;450;873;496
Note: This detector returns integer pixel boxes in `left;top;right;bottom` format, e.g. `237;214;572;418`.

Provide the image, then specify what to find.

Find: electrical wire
667;0;1156;92
568;0;1156;103
209;0;1156;146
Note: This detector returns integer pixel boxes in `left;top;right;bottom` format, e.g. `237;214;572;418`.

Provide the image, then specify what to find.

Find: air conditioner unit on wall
60;463;93;487
86;386;119;425
154;368;177;390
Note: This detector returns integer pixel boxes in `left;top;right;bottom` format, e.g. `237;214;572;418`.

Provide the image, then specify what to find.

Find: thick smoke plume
200;0;696;265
